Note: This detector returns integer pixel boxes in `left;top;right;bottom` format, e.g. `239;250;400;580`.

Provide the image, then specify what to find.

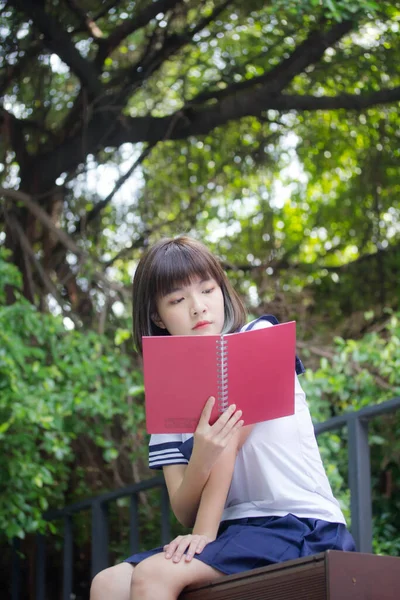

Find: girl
90;236;355;600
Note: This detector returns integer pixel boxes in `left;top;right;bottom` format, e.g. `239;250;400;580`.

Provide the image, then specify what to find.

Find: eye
170;297;184;305
203;287;215;294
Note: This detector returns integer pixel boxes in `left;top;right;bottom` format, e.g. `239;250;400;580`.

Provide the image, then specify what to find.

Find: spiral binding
216;335;229;413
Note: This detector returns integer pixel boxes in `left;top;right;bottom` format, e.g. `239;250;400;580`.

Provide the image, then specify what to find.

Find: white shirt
148;319;345;524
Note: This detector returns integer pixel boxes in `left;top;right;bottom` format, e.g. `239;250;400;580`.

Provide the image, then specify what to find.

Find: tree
1;0;399;327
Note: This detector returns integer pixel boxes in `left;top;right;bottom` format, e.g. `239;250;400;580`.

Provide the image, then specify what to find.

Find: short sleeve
148;433;189;470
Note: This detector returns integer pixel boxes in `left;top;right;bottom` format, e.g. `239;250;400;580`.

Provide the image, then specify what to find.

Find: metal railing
10;396;400;600
314;396;400;556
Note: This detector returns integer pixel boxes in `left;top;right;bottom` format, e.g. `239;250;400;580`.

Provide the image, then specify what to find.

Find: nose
191;296;206;316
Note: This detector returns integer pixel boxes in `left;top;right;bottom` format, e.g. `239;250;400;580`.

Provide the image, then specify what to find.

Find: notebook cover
143;321;296;433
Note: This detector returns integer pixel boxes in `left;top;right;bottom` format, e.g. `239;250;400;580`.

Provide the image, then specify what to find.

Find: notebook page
226;322;296;425
143;334;219;433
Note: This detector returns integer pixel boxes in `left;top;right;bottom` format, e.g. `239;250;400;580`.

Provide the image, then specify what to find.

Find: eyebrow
165;278;211;296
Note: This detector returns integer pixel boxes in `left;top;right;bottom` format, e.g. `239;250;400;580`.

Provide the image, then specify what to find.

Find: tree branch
4;212;80;325
0;108;31;167
0;39;43;96
106;0;232;97
265;87;400;111
64;0;103;38
13;0;103;97
222;240;400;275
93;1;122;23
0;187;85;257
0;187;128;297
74;142;156;234
187;18;354;106
95;0;182;65
35;80;400;188
102;188;202;267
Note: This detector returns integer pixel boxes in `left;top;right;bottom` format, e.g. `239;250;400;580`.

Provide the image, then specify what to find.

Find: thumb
198;396;215;426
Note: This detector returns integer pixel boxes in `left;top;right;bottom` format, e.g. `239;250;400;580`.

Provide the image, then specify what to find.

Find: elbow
171;502;196;529
179;515;196;529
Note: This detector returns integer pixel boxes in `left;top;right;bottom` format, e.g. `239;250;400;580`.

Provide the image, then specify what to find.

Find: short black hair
132;236;247;355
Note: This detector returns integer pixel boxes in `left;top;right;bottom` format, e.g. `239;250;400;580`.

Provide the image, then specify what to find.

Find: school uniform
125;316;355;574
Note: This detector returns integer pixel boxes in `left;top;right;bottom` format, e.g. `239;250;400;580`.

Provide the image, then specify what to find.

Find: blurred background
0;1;399;598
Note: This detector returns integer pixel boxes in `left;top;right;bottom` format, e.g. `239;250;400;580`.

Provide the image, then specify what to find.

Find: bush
0;250;146;540
303;313;400;553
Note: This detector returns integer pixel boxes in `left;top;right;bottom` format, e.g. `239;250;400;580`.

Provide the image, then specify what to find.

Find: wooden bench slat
179;551;400;600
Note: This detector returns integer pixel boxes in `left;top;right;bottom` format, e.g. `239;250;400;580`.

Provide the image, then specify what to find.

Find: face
153;276;225;336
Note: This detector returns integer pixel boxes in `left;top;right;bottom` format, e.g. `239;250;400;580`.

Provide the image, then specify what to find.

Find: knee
130;560;153;594
90;569;110;599
90;565;124;599
131;559;177;595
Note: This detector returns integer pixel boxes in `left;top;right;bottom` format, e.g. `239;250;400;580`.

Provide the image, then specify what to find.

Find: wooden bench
180;550;399;599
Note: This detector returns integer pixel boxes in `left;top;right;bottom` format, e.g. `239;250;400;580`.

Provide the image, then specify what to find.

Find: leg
90;562;134;600
131;553;224;600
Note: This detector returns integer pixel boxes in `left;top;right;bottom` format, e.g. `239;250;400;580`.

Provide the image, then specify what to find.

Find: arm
162;423;254;562
163;398;246;528
192;430;239;538
163;432;240;564
163;455;211;529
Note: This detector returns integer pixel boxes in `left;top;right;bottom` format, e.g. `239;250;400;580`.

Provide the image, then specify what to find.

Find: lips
192;321;212;330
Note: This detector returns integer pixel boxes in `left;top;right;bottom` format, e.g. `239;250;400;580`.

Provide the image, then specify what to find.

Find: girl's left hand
163;534;213;563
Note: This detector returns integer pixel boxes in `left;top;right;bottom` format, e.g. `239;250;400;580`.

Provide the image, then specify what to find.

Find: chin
192;326;216;335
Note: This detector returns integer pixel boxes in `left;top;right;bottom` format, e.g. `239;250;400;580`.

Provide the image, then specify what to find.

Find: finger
197;397;215;427
172;537;192;563
165;538;180;559
185;537;200;562
214;406;242;439
211;403;237;434
223;418;245;446
186;536;208;560
219;410;243;440
194;537;209;554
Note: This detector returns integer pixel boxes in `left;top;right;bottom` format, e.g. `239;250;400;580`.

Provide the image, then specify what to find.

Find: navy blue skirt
125;513;356;575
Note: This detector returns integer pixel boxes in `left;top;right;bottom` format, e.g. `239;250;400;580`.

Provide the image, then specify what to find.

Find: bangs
132;235;248;354
151;242;221;299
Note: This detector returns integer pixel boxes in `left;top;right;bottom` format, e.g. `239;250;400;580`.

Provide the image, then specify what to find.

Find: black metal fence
10;396;400;600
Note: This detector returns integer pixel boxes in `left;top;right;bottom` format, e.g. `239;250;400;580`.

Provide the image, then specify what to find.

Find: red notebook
143;321;296;434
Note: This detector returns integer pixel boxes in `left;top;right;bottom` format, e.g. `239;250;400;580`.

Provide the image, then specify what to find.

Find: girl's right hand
192;397;244;472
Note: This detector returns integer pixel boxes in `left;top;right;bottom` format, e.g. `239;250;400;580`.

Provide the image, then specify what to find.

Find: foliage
0;0;399;328
272;0;380;21
0;250;147;541
303;311;400;552
1;242;399;556
0;1;399;591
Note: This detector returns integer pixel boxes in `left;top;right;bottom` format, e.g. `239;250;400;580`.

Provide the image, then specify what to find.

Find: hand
163;533;214;563
193;397;244;472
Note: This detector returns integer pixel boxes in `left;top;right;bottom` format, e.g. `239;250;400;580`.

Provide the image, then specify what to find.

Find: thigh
134;552;224;594
90;562;134;600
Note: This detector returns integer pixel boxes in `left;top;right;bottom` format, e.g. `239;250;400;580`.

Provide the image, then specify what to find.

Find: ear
151;313;166;329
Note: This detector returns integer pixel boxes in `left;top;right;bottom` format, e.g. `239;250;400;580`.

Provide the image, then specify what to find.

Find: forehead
152;244;219;299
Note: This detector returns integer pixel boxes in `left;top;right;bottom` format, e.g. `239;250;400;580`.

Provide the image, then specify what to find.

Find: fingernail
165;553;171;558
173;556;179;562
186;554;192;561
230;404;236;411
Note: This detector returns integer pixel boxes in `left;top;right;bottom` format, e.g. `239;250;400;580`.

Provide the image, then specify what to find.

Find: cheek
216;291;225;312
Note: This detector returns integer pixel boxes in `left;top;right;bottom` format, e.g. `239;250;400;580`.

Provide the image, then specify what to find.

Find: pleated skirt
125;513;356;575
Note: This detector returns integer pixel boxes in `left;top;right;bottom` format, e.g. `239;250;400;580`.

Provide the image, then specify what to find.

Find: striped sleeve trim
148;441;188;470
